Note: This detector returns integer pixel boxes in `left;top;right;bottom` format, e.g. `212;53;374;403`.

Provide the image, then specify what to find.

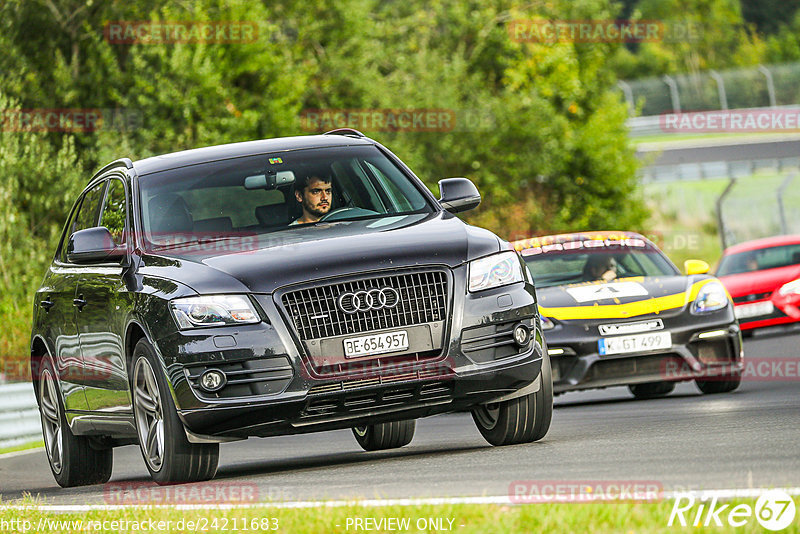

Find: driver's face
296;178;332;220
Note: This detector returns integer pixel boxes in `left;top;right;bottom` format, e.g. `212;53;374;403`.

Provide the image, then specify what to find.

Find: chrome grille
282;271;448;340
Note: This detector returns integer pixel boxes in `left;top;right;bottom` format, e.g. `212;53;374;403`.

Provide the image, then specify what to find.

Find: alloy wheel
39;368;63;474
133;358;165;472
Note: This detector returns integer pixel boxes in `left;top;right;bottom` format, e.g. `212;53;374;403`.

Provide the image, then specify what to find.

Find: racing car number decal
566;282;649;303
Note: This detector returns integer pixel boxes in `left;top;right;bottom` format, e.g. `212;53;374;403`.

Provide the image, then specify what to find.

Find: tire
352;420;416;451
628;381;675;399
696;372;742;394
472;352;553;446
131;338;219;485
35;355;113;487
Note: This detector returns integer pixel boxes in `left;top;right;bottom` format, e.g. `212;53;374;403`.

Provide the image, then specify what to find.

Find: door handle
73;296;87;311
40;299;55;311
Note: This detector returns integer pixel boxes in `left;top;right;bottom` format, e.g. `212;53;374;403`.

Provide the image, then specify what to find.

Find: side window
60;181;106;262
100;179;127;245
73;182;107;233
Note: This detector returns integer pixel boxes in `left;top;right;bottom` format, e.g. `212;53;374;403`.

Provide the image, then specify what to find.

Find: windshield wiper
151;235;242;251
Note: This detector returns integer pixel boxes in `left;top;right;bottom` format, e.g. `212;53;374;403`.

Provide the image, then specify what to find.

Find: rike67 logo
669;490;797;531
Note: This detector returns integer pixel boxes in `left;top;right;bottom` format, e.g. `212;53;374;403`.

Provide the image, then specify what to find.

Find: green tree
0;93;86;370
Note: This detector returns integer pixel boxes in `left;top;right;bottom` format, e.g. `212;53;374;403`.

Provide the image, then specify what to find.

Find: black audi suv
30;129;551;487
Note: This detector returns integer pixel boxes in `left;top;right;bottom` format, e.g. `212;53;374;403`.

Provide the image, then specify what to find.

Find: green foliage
0;0;672;368
0;92;86;366
610;0;766;79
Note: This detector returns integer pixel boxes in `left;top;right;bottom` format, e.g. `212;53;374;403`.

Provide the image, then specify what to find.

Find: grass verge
0;440;43;456
0;498;797;533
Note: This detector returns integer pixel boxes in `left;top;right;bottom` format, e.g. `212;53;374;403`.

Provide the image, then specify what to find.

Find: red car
716;235;800;335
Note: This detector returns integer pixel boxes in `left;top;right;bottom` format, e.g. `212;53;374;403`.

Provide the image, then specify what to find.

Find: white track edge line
3;488;800;511
0;447;43;460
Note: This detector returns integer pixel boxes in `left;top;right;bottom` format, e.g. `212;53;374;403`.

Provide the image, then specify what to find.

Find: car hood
536;275;717;321
718;265;800;297
138;212;501;294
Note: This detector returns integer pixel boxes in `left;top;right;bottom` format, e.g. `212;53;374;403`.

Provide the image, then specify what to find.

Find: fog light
698;329;727;340
200;369;227;392
513;324;531;347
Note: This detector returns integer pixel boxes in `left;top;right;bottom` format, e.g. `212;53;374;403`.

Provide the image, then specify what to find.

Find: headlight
540;315;555;330
778;279;800;296
170;295;260;329
691;281;729;314
468;251;524;292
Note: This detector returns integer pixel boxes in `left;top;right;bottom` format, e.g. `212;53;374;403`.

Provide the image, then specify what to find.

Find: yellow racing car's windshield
523;245;679;288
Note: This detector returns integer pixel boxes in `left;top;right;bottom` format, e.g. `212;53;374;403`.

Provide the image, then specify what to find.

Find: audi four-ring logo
337;287;400;314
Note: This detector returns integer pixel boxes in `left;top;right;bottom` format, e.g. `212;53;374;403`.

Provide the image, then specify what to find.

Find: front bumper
152;265;544;438
543;306;743;393
735;292;800;331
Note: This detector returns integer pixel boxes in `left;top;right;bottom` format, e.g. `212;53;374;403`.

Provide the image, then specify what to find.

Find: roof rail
323;128;365;138
92;158;134;179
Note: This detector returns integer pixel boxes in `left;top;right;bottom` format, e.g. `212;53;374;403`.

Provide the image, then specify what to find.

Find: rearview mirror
67;227;126;264
438;177;481;213
684;259;710;275
244;170;295;190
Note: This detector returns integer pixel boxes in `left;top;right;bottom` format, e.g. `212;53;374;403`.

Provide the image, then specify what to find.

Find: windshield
717;243;800;276
523;244;679;288
137;145;433;250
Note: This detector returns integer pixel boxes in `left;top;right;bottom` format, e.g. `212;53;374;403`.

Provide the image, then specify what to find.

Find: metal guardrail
627;115;663;137
0;382;41;450
620;62;800;117
639;157;800;184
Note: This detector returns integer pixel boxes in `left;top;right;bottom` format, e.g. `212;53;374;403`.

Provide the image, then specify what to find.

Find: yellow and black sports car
513;231;744;398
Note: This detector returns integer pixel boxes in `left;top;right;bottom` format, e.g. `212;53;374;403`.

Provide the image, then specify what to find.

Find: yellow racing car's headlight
691;281;729;314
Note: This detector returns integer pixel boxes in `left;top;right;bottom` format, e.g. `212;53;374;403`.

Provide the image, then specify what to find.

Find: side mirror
438;177;481;213
684;259;710;275
67;227;126;264
244;170;295;190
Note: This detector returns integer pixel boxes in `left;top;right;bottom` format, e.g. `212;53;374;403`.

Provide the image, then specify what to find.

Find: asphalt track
1;327;798;505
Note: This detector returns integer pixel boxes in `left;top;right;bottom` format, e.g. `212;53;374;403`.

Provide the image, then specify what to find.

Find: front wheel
36;355;113;487
131;338;219;485
472;353;553;446
352;420;416;451
696;372;742;394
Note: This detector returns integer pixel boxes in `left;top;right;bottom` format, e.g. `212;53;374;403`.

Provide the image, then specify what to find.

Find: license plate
343;330;409;358
598;331;672;356
735;301;774;319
